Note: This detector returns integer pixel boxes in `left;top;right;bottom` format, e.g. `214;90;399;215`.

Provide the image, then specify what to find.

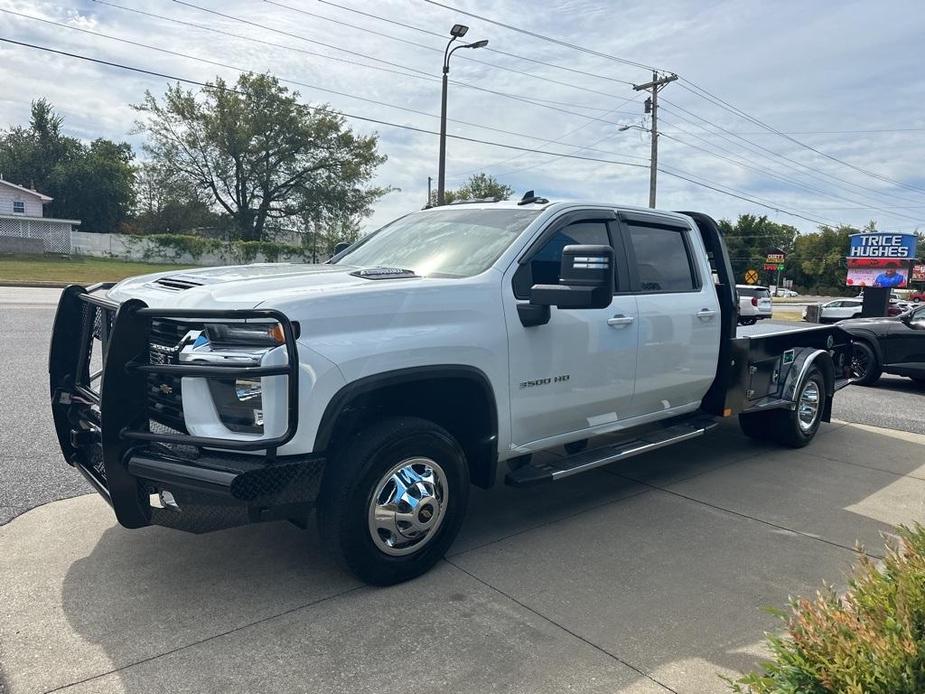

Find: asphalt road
1;289;923;526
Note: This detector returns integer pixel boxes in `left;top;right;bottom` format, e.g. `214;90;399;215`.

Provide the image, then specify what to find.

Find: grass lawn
0;255;196;284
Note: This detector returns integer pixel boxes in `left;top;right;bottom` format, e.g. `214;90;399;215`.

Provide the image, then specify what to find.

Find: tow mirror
530;244;614;309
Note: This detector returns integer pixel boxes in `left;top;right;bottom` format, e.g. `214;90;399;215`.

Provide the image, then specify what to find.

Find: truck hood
105;263;383;308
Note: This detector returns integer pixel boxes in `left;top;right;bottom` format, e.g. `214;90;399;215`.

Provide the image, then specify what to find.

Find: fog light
235;378;262;402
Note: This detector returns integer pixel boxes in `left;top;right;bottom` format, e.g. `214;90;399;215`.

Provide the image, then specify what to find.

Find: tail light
751;297;758;307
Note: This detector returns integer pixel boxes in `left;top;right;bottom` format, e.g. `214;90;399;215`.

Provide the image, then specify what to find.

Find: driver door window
512;221;610;299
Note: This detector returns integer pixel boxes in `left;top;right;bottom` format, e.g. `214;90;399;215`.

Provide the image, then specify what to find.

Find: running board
505;416;719;487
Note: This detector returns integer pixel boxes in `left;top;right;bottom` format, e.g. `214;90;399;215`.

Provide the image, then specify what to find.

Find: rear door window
626;224;698;292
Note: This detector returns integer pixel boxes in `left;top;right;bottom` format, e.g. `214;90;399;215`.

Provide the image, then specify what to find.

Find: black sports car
840;304;925;386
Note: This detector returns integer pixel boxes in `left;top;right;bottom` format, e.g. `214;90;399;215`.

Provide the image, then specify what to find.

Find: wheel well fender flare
313;365;499;487
783;348;835;421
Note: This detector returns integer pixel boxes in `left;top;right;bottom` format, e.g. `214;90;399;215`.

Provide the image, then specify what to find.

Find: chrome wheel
368;457;448;557
797;380;820;432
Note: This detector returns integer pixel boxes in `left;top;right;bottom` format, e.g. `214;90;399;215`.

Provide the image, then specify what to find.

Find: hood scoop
350;267;417;280
152;276;205;291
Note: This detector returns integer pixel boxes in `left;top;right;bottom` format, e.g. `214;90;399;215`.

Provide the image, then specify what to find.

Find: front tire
850;341;881;386
318;417;469;586
739;367;827;448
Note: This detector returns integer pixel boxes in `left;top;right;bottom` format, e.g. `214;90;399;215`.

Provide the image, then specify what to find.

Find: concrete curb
0;280;70;288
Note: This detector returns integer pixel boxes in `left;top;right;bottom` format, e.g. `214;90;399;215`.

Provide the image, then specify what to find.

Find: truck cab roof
420;199;698;226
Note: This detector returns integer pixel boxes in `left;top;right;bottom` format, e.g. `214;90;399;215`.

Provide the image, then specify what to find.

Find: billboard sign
848;233;917;259
845;261;909;288
913;264;925;283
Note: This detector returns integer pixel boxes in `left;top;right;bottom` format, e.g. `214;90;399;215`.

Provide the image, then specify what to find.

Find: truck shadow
54;418;925;693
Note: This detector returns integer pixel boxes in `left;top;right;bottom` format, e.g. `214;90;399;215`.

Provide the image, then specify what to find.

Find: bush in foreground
732;525;925;694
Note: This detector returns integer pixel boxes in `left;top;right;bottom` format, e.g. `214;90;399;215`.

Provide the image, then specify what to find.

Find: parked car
910;290;925;303
774;288;799;297
736;284;773;325
47;202;853;585
840;304;925;385
805;298;863;323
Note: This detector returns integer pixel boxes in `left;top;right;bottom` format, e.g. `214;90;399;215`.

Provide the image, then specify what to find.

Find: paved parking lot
2;287;925;693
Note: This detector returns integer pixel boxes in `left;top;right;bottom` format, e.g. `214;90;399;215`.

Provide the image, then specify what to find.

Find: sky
1;0;924;236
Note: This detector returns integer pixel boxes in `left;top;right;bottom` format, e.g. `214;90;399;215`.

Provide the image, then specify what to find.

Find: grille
146;318;202;434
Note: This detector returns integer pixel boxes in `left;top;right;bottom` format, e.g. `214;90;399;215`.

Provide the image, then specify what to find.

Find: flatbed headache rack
49;283;301;529
682;211;854;418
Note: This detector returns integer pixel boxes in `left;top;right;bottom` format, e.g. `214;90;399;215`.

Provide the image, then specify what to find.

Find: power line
2;8;598;145
677;79;925;196
658;117;925;221
421;0;660;73
95;0;616;116
312;0;638;87
0;36;647;168
657;164;838;226
166;0;637;124
450;97;646;181
683;127;925;135
262;0;630;97
0;36;845;228
659;99;925;212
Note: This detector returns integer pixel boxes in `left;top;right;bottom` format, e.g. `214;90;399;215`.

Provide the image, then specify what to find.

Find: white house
0;177;80;254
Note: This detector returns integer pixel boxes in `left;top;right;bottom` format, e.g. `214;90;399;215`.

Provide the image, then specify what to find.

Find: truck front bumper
49;284;325;534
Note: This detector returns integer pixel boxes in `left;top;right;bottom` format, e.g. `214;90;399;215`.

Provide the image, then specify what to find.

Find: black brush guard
49;284;324;533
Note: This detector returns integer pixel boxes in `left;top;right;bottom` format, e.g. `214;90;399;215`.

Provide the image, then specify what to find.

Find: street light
437;25;488;205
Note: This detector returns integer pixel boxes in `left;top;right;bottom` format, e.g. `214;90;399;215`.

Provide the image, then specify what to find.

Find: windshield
333;208;541;278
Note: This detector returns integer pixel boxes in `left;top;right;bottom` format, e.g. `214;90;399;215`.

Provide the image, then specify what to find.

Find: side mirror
530;244;614;309
333;241;351;256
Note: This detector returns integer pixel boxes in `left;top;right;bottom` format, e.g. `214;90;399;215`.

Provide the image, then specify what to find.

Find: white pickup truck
49;197;854;584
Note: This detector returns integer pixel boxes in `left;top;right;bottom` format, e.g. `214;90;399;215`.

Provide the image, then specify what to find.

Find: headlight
178;322;289;434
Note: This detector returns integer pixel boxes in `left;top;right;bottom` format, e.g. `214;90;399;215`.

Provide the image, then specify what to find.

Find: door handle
607;314;635;327
696;308;717;319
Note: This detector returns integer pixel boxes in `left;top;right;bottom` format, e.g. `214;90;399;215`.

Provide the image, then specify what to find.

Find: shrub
731;525;925;694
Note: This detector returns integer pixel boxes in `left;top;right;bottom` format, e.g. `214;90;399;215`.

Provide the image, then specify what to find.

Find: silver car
803;298;863;323
736;285;773;325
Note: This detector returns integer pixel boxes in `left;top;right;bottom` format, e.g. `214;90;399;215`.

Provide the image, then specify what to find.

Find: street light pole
437;25;488;206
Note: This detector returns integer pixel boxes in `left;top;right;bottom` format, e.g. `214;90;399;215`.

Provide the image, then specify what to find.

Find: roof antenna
518;190;548;205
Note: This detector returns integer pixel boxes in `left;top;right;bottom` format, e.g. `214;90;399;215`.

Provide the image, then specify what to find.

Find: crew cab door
618;212;721;417
503;210;638;449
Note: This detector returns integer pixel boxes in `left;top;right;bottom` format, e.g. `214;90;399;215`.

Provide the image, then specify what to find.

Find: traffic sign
744;269;759;284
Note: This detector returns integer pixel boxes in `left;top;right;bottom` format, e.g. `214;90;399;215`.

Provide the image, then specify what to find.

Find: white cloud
1;0;923;234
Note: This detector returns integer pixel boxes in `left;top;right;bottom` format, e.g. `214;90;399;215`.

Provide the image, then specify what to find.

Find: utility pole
427;176;432;206
633;71;677;208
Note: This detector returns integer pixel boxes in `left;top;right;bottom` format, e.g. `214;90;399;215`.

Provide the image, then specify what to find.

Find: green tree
787;224;858;294
718;214;799;284
133;161;223;234
432;172;514;205
133;73;388;241
48;139;136;231
0;100;135;231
